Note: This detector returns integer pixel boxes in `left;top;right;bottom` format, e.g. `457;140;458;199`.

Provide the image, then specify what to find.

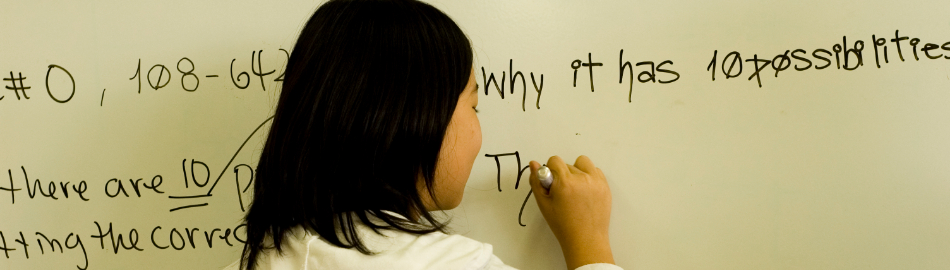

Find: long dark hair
240;0;473;269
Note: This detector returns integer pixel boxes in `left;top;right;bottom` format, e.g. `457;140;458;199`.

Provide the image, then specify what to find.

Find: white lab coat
223;212;623;270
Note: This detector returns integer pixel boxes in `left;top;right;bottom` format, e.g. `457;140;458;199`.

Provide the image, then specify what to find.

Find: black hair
240;0;473;269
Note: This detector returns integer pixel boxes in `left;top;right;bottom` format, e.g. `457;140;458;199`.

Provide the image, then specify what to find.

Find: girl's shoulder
227;213;503;270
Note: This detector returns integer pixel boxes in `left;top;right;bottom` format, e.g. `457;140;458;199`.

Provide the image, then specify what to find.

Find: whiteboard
2;0;950;269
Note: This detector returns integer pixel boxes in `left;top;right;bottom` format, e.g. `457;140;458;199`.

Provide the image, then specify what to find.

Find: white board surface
2;1;949;269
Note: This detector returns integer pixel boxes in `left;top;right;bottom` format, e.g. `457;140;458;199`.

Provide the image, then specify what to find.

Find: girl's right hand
529;155;614;270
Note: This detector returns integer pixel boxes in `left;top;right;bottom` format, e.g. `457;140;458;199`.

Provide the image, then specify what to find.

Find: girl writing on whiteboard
229;0;619;269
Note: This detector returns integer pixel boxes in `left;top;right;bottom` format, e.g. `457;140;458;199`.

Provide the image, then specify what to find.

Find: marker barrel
538;165;554;189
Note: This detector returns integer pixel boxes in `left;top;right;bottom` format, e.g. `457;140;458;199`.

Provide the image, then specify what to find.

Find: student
226;0;620;269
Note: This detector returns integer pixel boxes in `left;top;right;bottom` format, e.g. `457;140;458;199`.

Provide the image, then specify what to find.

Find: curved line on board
204;115;276;195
